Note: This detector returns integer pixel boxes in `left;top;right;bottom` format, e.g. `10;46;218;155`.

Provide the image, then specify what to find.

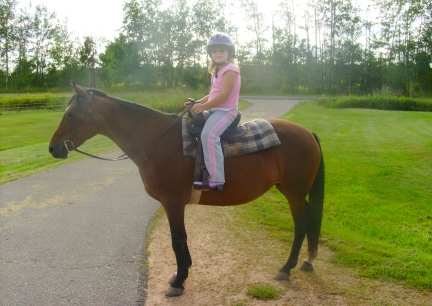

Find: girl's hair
208;55;239;75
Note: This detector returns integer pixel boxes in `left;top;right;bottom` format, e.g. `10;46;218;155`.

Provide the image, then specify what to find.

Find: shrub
319;96;432;112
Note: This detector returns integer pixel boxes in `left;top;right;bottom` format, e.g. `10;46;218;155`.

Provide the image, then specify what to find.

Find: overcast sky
21;0;124;41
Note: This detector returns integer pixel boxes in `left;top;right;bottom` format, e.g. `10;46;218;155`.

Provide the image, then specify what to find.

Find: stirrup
193;181;224;191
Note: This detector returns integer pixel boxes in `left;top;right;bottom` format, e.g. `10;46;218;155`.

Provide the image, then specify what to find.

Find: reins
65;93;195;162
140;98;196;153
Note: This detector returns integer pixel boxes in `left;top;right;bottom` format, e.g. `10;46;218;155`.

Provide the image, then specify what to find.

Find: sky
19;0;376;50
20;0;281;43
21;0;125;42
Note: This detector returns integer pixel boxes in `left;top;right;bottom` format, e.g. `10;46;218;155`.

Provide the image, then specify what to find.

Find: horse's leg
274;194;309;281
164;204;190;297
299;199;318;272
168;231;192;285
301;143;325;272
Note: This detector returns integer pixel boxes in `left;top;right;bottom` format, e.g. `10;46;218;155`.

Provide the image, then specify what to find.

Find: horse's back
198;118;321;205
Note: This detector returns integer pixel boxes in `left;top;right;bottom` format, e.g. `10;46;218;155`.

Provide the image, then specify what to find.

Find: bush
0;94;71;110
319;96;432;112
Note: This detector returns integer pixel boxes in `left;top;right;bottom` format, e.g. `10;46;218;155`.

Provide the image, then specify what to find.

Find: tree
156;0;194;88
31;4;57;87
375;0;432;95
99;34;142;87
79;36;98;87
270;0;301;93
240;0;267;64
13;5;33;89
122;0;160;65
0;0;18;90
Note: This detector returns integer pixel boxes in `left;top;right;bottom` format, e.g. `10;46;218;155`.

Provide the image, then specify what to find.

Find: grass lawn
0;109;118;183
233;102;432;290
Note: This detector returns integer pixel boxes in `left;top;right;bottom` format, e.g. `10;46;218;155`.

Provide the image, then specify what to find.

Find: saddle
186;109;248;191
187;110;248;140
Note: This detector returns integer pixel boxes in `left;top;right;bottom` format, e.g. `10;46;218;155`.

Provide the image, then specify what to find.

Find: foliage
1;0;431;96
0;93;71;109
234;102;432;290
319;96;432;112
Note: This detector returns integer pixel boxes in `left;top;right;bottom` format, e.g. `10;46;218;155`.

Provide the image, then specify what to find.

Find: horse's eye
67;111;74;118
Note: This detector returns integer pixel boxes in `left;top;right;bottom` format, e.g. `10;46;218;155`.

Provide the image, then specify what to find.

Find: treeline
1;0;431;96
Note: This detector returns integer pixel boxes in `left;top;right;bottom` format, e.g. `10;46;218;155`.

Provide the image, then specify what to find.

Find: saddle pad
182;117;281;158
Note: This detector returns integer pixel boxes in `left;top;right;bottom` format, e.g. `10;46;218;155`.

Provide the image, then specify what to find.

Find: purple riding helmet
206;33;236;58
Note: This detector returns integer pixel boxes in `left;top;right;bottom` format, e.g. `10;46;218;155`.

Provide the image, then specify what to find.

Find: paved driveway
0;96;315;305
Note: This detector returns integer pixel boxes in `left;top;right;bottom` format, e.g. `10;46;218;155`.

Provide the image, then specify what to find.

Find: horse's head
49;81;99;159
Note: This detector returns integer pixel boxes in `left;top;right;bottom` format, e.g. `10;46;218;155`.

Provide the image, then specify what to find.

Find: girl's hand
184;101;192;109
184;98;197;109
191;103;206;114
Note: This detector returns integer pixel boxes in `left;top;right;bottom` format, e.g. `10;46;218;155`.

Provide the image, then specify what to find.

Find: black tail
308;133;325;251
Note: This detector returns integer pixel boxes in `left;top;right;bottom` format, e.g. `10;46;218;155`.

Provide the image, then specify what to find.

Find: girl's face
210;47;229;64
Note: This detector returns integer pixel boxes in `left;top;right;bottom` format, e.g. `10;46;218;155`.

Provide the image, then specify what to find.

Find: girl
185;33;241;191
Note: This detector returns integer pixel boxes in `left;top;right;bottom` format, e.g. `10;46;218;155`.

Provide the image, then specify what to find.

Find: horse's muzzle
49;142;69;159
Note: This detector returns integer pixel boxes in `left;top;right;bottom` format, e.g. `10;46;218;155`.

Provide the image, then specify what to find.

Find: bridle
63;93;129;161
63;92;194;162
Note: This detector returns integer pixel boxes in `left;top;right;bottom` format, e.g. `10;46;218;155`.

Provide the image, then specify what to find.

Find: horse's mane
88;88;177;118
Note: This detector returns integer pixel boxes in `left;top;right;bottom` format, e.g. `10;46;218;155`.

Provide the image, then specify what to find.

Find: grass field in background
0;88;208;111
233;102;432;290
1;95;431;291
0;109;118;183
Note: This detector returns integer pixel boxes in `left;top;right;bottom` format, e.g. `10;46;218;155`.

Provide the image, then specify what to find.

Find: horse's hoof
168;272;177;285
299;261;314;272
274;271;290;281
166;286;184;297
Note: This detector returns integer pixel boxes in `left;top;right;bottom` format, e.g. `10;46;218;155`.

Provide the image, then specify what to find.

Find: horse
49;81;324;297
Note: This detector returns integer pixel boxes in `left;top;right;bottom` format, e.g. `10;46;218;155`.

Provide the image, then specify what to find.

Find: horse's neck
95;98;173;158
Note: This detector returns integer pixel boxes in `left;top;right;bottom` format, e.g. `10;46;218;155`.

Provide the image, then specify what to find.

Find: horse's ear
69;81;87;99
70;81;78;93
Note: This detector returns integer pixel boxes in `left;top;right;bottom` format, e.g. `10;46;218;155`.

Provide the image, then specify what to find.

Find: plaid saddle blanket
182;117;281;158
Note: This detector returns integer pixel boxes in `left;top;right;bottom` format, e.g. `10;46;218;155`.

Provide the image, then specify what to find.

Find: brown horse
49;81;324;297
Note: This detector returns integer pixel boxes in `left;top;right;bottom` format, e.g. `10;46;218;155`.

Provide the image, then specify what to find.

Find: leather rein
64;93;194;162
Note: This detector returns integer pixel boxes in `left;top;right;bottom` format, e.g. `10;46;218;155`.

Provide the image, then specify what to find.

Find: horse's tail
308;133;325;252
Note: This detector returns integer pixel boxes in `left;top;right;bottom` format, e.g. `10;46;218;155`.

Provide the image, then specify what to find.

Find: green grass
247;283;280;300
233;102;432;290
0;109;118;183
